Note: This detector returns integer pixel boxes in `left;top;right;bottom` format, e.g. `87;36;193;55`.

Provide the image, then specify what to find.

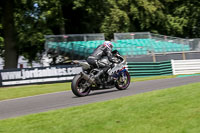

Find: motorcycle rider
87;41;117;83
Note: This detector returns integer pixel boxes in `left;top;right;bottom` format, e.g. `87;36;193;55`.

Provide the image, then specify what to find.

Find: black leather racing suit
87;44;117;83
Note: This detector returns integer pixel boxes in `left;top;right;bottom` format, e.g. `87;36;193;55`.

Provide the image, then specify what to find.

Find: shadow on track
89;89;120;96
72;89;122;98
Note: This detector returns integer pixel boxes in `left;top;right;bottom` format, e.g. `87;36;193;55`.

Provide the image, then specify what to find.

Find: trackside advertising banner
0;65;82;86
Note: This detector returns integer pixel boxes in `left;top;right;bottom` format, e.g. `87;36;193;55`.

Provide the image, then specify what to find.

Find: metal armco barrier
0;65;82;86
171;59;200;75
3;59;200;86
127;60;173;77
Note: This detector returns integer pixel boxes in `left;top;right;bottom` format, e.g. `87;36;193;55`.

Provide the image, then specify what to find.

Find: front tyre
115;70;130;90
71;74;91;97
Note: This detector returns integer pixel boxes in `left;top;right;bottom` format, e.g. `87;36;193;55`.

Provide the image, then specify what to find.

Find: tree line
0;0;199;69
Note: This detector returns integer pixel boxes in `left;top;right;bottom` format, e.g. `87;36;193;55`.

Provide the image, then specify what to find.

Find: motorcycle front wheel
71;74;91;97
115;70;130;90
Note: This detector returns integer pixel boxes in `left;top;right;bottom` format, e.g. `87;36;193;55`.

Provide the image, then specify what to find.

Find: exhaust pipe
81;72;95;84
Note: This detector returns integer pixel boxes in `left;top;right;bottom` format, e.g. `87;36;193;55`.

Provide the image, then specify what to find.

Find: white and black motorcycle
71;50;130;97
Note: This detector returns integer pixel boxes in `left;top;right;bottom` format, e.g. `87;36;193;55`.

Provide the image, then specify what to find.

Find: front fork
114;69;127;82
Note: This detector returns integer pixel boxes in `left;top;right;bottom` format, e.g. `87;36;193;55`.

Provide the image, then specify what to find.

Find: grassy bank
0;83;70;101
0;75;176;101
0;82;200;133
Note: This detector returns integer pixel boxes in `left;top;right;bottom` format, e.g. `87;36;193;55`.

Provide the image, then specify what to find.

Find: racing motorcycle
71;50;130;97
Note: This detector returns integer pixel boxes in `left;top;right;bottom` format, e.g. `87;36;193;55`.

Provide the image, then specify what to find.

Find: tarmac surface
0;76;200;120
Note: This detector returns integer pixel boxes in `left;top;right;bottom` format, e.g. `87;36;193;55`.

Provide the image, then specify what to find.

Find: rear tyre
71;74;91;97
115;70;130;90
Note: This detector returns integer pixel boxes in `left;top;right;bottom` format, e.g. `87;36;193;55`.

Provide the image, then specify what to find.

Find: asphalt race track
0;76;200;120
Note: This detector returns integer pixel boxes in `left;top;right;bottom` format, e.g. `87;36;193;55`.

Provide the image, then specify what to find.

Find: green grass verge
0;75;176;101
0;82;200;133
131;75;176;82
0;83;71;101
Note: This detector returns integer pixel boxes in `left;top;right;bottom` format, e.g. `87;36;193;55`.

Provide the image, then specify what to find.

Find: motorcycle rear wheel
115;70;130;90
71;74;91;97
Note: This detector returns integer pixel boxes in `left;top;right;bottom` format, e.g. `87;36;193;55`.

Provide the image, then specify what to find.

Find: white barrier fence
171;59;200;75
